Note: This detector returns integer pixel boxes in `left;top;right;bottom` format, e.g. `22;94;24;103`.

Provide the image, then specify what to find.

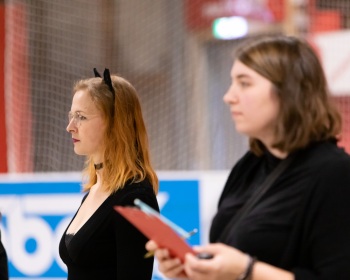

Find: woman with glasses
59;69;159;279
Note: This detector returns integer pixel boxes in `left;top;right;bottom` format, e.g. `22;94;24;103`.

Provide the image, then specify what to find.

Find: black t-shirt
210;140;350;280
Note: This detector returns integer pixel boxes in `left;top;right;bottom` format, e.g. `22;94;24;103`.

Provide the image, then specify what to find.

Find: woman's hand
146;240;188;279
183;243;248;280
147;241;295;280
146;241;247;280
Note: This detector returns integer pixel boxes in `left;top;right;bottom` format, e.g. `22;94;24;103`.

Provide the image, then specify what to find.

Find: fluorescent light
212;16;248;40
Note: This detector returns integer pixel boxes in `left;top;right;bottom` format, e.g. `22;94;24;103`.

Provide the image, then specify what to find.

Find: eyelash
240;81;250;87
68;112;87;123
76;114;86;121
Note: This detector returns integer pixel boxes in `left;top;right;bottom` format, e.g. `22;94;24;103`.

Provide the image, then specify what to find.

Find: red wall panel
0;3;7;173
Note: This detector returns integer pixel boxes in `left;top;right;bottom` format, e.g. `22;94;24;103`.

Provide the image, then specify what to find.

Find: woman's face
66;90;106;162
223;60;280;145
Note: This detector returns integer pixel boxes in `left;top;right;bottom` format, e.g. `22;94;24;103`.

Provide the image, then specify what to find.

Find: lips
72;138;80;143
232;111;242;117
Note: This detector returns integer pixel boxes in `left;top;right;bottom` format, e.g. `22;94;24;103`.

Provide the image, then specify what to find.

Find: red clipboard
114;205;195;263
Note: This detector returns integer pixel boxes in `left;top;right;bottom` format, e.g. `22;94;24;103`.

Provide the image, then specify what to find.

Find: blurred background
0;1;350;278
0;0;349;173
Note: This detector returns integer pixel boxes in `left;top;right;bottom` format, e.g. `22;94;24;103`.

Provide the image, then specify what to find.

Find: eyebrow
231;73;252;81
235;74;251;79
69;110;87;114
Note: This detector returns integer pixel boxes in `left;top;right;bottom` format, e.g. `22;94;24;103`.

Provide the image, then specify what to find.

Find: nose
66;119;77;133
223;84;238;105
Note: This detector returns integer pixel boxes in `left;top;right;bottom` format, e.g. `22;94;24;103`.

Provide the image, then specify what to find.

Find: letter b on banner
7;198;53;275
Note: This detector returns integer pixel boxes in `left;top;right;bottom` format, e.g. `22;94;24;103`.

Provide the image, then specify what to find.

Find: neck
265;146;288;159
257;135;288;159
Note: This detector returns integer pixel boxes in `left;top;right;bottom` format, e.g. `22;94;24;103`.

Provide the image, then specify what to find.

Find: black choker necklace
94;163;103;170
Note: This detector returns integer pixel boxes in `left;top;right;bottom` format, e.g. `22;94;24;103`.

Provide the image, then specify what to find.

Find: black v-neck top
65;233;74;247
59;179;159;280
210;140;350;279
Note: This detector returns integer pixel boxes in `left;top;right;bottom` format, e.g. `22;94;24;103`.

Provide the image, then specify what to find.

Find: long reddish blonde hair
73;75;158;194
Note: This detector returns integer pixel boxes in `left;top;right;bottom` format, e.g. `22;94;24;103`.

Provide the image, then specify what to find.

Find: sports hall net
4;0;350;172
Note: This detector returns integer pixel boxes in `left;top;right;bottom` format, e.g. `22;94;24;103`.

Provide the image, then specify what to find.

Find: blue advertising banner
0;175;203;279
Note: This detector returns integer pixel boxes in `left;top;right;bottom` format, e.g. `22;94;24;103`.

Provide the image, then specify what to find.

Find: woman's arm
184;243;294;280
114;183;159;279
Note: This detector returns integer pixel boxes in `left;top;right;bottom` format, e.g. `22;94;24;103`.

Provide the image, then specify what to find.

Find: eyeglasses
68;111;101;127
68;112;87;127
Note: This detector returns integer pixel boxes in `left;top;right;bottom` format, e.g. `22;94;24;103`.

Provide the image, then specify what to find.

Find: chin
235;125;249;135
73;148;86;156
236;129;257;140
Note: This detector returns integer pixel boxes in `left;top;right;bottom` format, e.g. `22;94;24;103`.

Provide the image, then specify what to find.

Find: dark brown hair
234;35;342;155
73;75;158;194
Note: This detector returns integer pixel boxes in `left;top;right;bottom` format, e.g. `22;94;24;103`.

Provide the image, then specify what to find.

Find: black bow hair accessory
93;68;115;98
